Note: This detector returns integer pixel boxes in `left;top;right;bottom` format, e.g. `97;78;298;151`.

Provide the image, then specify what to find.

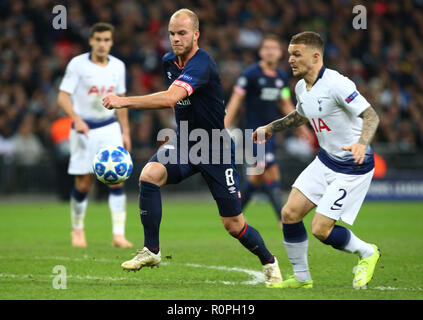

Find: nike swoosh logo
330;206;341;210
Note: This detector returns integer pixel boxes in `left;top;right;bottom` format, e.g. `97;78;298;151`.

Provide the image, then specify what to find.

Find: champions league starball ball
93;146;133;185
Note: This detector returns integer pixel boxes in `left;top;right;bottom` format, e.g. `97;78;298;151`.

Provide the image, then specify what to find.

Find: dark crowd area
1;0;423;173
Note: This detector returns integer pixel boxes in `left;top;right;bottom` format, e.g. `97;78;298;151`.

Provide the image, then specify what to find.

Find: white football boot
121;247;161;271
263;257;283;287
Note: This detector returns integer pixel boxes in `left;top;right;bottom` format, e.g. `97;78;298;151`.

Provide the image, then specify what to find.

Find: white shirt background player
60;53;127;176
60;52;126;122
57;23;132;249
253;31;381;290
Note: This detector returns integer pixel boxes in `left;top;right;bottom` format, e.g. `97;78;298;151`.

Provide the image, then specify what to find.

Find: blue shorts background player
225;34;314;229
102;9;283;286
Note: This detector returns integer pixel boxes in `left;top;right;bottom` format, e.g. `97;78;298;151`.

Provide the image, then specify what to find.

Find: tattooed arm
270;110;309;133
358;106;380;147
342;106;380;164
252;110;308;144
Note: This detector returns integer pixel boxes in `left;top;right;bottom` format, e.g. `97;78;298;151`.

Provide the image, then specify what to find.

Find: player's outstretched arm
342;106;380;164
252;110;308;144
102;85;188;110
269;110;309;133
279;96;315;143
115;94;131;152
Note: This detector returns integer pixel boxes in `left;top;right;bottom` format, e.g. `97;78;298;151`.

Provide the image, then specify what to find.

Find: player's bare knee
264;164;280;181
312;213;335;241
223;222;238;236
76;184;90;194
281;205;301;224
139;162;167;187
311;222;331;241
221;215;244;236
75;175;92;193
248;174;262;188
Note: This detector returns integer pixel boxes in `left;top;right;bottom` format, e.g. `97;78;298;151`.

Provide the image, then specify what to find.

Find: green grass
0;199;422;300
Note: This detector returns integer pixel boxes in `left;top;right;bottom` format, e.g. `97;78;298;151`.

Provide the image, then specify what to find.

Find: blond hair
170;8;199;31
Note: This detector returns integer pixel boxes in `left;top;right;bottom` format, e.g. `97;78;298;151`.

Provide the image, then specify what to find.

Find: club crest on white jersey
59;53;126;121
295;67;372;164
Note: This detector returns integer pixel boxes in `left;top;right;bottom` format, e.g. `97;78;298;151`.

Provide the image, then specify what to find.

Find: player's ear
194;30;200;42
313;51;321;63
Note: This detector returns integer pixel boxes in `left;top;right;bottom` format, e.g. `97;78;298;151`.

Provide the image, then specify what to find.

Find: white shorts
292;157;374;225
68;121;123;175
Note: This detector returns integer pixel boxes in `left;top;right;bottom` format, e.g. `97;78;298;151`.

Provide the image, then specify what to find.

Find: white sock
343;230;375;258
108;193;126;235
284;240;312;281
70;197;88;230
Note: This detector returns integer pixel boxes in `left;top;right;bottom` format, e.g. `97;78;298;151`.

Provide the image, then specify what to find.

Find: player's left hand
342;143;366;164
103;94;126;109
253;125;273;144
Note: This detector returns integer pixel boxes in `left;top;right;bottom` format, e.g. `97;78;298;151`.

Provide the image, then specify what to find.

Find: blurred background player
254;32;381;289
57;23;132;248
225;34;313;229
103;9;283;287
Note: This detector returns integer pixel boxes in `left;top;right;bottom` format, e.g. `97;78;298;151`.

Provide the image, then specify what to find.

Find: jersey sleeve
115;62;126;95
296;100;306;117
172;56;210;96
59;58;79;94
332;75;370;117
294;83;306;117
233;70;252;96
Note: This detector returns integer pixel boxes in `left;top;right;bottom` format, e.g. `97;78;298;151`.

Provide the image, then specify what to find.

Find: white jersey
59;52;126;121
293;67;375;224
295;67;374;175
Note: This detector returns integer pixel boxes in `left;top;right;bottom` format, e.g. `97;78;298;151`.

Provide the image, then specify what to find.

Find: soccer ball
93;146;133;185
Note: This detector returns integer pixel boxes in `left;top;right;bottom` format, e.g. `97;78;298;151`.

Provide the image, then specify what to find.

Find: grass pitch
0;198;422;300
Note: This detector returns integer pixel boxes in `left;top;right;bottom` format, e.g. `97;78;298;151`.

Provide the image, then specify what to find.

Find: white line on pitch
0;255;263;285
0;272;252;286
0;272;421;291
1;255;422;290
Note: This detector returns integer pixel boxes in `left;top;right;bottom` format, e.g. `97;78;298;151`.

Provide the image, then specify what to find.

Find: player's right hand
74;118;89;137
103;94;126;109
252;125;273;144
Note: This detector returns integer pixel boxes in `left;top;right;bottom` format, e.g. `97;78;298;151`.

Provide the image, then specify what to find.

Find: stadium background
1;0;423;201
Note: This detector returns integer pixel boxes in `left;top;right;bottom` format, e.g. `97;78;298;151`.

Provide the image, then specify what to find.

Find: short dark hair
89;22;115;37
260;34;282;49
290;31;324;54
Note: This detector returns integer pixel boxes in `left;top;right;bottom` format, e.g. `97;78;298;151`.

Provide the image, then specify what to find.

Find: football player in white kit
253;32;381;289
57;23;132;248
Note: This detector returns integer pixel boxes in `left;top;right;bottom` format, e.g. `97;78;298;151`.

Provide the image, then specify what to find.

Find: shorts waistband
317;148;374;175
72;117;117;130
